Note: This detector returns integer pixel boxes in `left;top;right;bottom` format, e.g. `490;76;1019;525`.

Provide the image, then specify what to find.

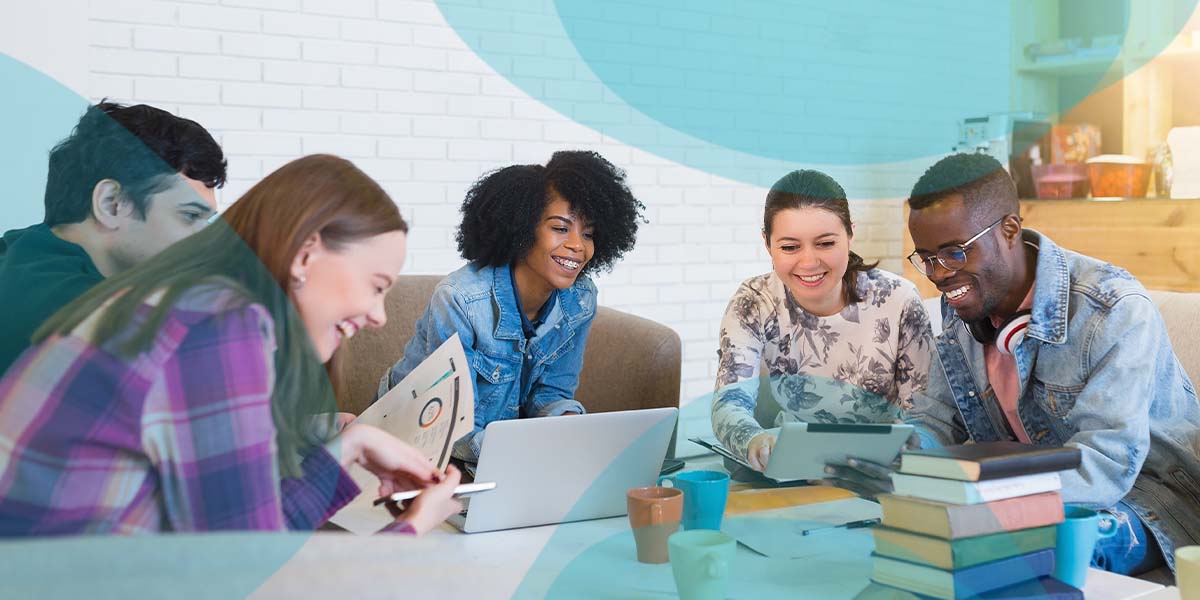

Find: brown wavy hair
38;154;406;476
763;169;877;305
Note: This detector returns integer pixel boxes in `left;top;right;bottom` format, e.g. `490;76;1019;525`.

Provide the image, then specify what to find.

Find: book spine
892;474;1058;504
945;492;1064;538
972;473;1061;502
951;549;1056;597
977;452;1082;480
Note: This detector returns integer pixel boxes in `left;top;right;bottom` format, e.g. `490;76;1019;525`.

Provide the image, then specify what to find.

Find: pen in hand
799;518;881;536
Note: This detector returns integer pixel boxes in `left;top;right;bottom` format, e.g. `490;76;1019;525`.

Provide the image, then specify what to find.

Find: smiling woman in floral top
711;170;934;472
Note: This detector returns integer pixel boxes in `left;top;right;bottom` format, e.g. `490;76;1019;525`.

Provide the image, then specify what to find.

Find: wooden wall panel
901;199;1200;298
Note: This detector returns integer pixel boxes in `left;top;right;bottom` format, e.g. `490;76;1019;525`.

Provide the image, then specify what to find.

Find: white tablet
764;422;914;481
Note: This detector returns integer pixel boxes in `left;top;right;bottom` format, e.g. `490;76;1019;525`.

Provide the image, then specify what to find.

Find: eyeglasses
907;215;1007;276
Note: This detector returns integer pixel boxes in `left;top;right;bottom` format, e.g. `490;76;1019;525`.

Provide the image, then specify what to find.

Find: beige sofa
1147;290;1200;386
336;274;682;419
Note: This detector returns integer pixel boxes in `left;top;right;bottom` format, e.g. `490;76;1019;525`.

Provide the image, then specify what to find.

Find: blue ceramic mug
658;470;730;531
1053;505;1118;588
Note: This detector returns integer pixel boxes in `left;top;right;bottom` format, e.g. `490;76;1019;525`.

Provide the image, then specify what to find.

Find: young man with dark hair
836;153;1200;577
0;101;227;374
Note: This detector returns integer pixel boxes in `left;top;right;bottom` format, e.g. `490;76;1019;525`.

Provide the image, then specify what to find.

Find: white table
1133;587;1182;599
305;457;1170;599
241;520;1169;599
0;525;1165;599
0;454;1173;599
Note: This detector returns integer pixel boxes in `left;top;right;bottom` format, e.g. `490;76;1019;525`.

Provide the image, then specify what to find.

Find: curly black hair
456;150;645;276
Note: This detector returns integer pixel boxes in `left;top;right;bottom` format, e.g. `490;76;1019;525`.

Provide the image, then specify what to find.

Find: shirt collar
1025;229;1069;344
508;264;557;338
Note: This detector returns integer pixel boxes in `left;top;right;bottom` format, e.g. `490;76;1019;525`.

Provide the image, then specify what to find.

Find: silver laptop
449;407;678;533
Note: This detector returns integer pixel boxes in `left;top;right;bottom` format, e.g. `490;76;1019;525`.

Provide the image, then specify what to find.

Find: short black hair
43;101;227;227
908;153;1018;222
456;150;645;276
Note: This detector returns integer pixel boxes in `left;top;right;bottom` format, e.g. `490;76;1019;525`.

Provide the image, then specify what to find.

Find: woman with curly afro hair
378;150;645;464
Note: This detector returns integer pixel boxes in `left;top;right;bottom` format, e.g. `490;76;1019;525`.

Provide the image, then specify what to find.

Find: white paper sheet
352;334;473;471
328;335;474;534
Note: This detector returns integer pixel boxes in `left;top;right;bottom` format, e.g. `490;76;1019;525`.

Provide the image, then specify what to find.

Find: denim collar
1025;229;1069;345
490;263;584;341
508;264;557;338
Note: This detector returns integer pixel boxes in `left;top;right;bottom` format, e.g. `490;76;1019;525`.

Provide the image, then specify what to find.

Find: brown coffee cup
627;486;684;564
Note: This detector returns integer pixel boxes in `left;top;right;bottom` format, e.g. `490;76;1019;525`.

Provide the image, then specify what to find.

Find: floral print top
711;268;933;462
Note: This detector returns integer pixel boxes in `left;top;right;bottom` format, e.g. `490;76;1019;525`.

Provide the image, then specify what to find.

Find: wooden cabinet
1012;0;1200;162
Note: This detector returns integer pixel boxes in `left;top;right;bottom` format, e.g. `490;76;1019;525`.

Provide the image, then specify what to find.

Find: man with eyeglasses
832;153;1200;578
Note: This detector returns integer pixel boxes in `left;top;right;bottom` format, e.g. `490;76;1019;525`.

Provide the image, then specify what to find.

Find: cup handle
658;476;674;488
650;503;663;525
704;554;727;579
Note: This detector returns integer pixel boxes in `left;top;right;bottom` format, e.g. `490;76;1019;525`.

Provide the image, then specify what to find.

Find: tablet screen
764;422;913;481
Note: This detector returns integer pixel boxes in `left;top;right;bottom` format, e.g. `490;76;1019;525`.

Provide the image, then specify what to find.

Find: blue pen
799;518;881;536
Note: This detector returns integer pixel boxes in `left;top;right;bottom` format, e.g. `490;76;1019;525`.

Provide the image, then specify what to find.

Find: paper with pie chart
353;334;473;470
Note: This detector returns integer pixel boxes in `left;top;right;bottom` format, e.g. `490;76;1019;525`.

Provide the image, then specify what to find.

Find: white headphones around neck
965;309;1032;355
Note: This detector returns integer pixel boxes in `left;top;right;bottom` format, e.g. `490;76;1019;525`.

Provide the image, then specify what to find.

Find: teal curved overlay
437;0;1195;183
0;54;329;589
513;375;894;597
1;54;89;231
0;533;307;599
543;520;876;599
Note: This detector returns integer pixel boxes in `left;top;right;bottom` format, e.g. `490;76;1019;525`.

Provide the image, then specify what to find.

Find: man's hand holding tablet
820;423;922;499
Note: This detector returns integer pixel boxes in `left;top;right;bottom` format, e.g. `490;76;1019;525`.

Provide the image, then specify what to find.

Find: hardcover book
889;471;1061;505
855;576;1082;600
899;442;1081;482
872;525;1057;570
870;548;1056;600
877;491;1064;539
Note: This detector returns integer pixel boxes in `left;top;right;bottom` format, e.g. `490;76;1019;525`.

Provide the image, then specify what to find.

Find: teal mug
1053;505;1118;588
668;530;736;600
659;470;730;530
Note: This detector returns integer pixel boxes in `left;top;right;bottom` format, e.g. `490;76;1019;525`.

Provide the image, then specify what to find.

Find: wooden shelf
1017;54;1120;76
903;199;1200;297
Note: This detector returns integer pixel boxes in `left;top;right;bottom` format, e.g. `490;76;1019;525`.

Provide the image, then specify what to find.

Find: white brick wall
57;0;949;444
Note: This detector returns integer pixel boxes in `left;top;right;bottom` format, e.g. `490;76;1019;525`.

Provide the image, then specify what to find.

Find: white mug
1176;545;1200;600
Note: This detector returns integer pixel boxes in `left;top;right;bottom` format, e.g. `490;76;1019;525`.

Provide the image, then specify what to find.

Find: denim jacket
907;230;1200;572
378;263;594;461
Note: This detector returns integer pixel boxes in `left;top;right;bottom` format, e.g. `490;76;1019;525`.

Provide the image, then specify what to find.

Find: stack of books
864;442;1084;600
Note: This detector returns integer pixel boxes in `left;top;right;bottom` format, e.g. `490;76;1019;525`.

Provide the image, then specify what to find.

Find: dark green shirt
0;224;104;376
